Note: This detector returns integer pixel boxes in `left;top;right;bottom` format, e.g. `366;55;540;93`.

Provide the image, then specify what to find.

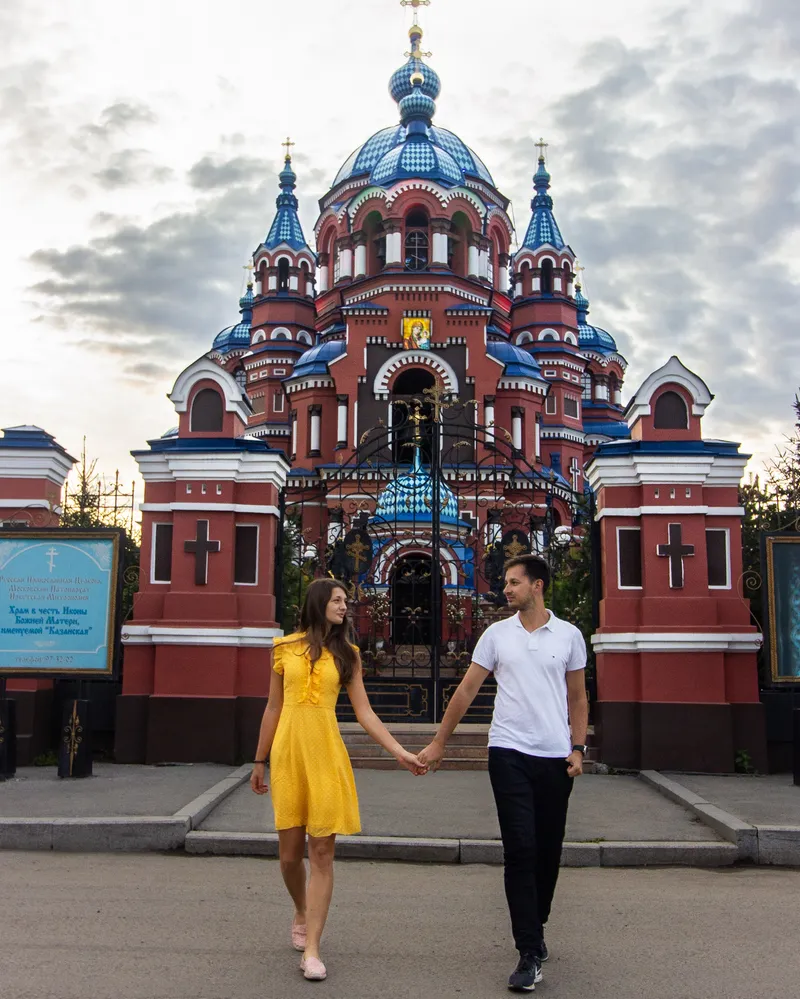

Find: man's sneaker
508;953;543;992
539;940;549;962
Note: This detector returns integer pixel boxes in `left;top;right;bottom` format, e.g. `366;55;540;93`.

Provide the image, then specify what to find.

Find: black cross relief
184;520;221;585
657;522;695;588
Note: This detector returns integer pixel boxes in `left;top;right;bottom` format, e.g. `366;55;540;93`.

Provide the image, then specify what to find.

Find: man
419;554;588;993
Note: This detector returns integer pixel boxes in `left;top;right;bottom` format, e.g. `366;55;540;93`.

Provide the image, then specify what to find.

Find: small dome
486;341;547;380
372;448;460;525
212;320;251;354
390;58;441;102
371;137;462;187
289;339;346;378
399;89;436;123
578;324;618;352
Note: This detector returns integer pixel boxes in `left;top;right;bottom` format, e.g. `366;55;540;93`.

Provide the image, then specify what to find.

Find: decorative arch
564;331;577;346
538;328;560;341
372;537;462;586
296;330;313;345
626;355;713;424
169;356;250;422
374;351;460;398
515;331;534;345
252;330;266;344
271;327;292;340
350;192;388;232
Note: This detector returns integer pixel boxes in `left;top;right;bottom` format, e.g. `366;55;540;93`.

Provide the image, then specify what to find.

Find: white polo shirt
471;611;586;758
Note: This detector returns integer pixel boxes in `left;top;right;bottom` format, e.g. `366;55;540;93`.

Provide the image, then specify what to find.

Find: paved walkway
1;763;798;864
3;852;799;999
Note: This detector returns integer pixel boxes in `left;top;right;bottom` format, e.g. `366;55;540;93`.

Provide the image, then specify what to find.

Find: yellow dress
269;633;361;838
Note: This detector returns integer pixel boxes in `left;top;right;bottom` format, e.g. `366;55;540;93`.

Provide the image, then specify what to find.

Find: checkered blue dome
372;137;462;187
522;156;565;251
212;283;253;354
373;447;460;525
390;58;441;102
576;289;618;352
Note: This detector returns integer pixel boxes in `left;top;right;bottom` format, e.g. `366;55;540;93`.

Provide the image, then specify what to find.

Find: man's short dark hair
503;554;551;591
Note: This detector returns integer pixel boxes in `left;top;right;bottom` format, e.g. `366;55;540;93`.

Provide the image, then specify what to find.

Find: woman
250;578;426;981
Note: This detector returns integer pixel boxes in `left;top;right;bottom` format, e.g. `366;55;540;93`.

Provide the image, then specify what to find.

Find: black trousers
488;747;574;955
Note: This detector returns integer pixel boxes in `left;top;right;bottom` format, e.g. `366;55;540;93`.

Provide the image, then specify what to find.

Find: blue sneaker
508;953;543;992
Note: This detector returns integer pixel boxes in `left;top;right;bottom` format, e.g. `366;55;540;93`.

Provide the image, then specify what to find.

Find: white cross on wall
570;457;581;492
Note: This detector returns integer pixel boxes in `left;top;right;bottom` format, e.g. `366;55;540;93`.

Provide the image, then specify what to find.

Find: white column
500;264;509;293
354;243;366;277
512;412;523;451
596;382;610;401
305;273;315;297
554;276;563;293
268;275;277;290
310;410;321;453
432;231;448;264
478;248;489;280
291;413;298;456
535;418;541;461
532;276;541;292
352;401;359;447
468;243;479;277
289;274;299;291
337;397;348;444
567;279;574;297
318;266;329;293
339;247;353;280
386;231;402;264
514;277;523;298
484;400;495;444
255;279;263;296
613;388;622;405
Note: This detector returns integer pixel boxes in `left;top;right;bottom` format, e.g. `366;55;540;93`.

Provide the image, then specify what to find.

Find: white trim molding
373;351;459;399
591;632;763;653
122;625;284;648
0;452;75;486
140;502;281;517
169;355;252;423
587;453;748;489
596;506;745;520
625;355;713;425
133;449;289;489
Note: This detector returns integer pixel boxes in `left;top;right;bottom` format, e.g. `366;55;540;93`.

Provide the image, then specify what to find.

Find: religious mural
402;317;432;350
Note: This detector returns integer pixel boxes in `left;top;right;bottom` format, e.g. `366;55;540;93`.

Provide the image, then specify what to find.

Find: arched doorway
391;367;435;463
391;553;435;645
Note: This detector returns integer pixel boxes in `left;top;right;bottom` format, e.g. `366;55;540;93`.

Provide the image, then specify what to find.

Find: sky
1;0;798;508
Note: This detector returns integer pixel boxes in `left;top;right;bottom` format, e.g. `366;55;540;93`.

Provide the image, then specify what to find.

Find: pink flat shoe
300;956;327;981
291;919;307;952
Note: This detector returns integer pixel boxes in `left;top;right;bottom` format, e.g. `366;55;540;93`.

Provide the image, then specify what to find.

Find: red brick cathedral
206;14;629;505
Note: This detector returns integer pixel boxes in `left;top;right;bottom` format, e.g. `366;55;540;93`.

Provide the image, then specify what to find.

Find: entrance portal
391;554;435;645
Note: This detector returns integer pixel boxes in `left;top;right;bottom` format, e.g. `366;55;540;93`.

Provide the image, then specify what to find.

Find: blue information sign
0;531;122;676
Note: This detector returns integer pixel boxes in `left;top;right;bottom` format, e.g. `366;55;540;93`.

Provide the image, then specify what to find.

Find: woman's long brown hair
299;578;359;684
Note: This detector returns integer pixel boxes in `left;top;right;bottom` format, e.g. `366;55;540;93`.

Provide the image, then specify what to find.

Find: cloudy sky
2;0;797;507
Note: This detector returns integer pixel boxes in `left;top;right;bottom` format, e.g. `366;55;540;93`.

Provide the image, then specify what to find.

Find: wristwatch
571;744;588;756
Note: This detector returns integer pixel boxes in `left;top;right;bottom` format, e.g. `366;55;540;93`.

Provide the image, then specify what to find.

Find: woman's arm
250;671;285;794
346;666;426;774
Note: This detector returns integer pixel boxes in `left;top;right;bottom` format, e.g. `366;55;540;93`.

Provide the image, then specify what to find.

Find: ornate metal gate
276;390;595;722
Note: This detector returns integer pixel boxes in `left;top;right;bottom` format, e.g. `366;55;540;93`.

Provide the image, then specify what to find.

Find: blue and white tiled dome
288;339;346;378
371;138;462;187
575;288;618;353
212;283;254;354
486;341;548;382
390;58;441;102
372;447;460;525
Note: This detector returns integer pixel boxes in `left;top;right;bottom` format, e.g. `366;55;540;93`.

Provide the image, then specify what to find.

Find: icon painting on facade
403;317;432;350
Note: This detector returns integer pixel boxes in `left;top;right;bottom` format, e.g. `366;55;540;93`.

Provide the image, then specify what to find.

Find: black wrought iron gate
276;392;595;722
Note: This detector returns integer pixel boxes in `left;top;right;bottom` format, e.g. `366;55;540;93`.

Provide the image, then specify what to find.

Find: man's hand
566;751;584;778
418;741;445;773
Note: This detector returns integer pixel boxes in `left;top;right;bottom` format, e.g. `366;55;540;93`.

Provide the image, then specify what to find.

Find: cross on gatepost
569;456;581;493
657;523;695;589
184;520;221;586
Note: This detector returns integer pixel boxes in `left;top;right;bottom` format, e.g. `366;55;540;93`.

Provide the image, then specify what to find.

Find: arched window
654;390;688;429
540;259;554;294
404;210;429;271
191;388;223;432
563;261;571;290
297;330;313;345
609;374;620;406
515;331;534;345
581;372;593;401
300;261;311;297
277;258;289;292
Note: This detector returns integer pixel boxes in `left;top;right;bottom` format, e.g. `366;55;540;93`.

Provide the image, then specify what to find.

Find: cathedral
203;12;629;504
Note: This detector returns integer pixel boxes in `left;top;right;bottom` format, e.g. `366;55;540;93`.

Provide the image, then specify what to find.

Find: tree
61;439;141;623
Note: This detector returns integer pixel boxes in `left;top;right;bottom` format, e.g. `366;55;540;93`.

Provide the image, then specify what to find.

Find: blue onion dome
399;85;436;124
264;152;309;251
390;23;441;102
371;138;462;186
522;149;565;250
212;280;254;354
575;286;618;352
288;339;346;378
372;447;460;525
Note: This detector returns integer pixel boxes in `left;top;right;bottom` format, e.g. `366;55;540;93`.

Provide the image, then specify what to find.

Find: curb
172;764;252;829
184;830;738;867
0;816;189;852
638;770;800;865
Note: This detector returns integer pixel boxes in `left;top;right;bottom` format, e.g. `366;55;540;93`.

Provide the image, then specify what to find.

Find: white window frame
234;523;260;586
273;391;285;414
563;394;580;419
706;527;731;590
616;526;643;590
151;522;173;584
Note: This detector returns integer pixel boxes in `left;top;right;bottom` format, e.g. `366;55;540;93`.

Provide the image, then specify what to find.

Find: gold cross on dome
401;0;430;27
535;136;549;160
281;136;295;159
574;259;585;286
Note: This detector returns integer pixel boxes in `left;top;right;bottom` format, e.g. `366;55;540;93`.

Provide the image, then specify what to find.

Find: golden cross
535;136;549;160
243;261;254;279
409;404;426;440
422;381;452;423
503;534;528;559
282;136;295;159
346;535;370;573
401;0;430;22
574;259;585;287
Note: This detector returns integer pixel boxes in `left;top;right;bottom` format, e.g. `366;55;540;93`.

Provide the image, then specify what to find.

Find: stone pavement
4;761;800;863
3;852;800;999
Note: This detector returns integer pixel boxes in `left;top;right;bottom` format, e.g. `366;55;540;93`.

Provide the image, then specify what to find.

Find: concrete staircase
340;723;598;771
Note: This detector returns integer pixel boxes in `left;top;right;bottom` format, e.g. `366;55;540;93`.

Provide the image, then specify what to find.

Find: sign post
0;528;124;776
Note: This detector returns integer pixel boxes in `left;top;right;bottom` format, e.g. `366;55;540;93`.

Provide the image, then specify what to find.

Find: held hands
395;748;429;776
250;762;268;794
566;750;584;777
417;741;444;773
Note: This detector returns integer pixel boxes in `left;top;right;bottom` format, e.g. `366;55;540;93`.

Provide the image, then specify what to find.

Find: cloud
93;148;173;189
188;155;270;190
